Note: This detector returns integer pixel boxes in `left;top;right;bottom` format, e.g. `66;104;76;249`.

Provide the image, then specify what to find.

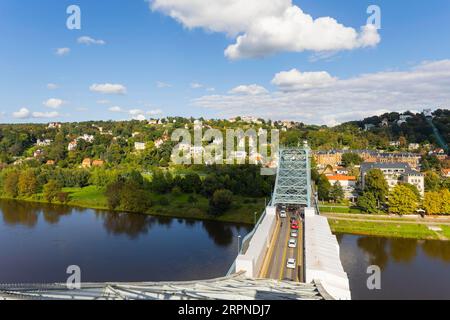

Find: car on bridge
286;258;296;270
291;231;298;238
291;220;299;230
288;239;297;248
280;210;287;218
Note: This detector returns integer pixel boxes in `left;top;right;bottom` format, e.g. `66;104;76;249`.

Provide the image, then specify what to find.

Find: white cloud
133;114;147;121
271;69;337;91
32;111;60;119
77;36;106;45
12;108;60;119
206;87;216;92
12;108;31;119
192;60;450;126
156;81;172;88
229;84;268;95
147;109;163;116
90;83;127;95
43;98;65;109
149;0;380;60
55;48;70;56
97;100;110;105
109;106;124;113
191;82;203;89
47;83;59;90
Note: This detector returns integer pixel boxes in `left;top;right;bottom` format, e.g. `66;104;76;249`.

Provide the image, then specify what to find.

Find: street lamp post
254;212;257;225
237;235;242;255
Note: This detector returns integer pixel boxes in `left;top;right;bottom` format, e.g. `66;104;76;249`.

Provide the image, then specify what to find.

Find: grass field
328;218;448;240
319;205;364;214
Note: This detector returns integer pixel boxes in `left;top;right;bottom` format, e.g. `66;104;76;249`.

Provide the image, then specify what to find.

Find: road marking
279;215;291;280
259;217;281;278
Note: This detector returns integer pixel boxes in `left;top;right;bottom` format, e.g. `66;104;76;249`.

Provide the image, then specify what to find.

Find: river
1;200;449;299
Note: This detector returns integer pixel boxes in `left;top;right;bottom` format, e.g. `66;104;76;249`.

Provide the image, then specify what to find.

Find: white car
280;210;287;218
288;239;297;248
286;258;296;269
291;231;298;238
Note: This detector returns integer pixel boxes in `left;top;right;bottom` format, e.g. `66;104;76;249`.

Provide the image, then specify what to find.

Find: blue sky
1;0;449;125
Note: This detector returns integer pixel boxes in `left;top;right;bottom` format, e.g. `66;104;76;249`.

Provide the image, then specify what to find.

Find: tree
329;181;345;202
424;171;441;192
105;181;124;209
43;180;62;203
402;183;421;202
357;192;378;214
388;185;418;215
119;181;151;213
317;174;331;201
3;171;19;198
341;153;363;167
364;169;389;206
424;190;450;215
18;169;38;197
181;173;202;193
209;189;233;215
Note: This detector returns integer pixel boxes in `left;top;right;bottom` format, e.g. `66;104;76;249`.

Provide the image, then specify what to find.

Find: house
82;158;92;168
46;160;55;166
397;114;412;126
326;175;357;201
79;134;95;143
381;118;389;127
132;132;141;138
442;169;450;178
92;160;105;167
360;162;424;197
68;140;78;151
408;143;420;151
33;149;44;158
134;142;146;151
148;119;158;125
154;138;165;149
36;139;52;147
48;122;62;129
389;141;400;148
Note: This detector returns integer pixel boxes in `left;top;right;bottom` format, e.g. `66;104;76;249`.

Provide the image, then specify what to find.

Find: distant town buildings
313;150;421;170
326;175;357;201
360;162;424;197
47;122;61;129
68;140;78;151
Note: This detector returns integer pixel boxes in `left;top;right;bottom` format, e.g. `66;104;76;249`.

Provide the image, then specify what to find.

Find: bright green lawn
329;219;440;240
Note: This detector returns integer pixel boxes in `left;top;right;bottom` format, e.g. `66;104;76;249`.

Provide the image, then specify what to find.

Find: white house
134;142;146;151
326;175;357;200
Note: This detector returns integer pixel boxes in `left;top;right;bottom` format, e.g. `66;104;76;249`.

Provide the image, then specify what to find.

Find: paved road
260;210;304;282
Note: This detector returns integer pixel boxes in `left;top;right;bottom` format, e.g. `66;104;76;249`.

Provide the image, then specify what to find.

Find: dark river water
1;200;449;300
337;234;450;300
0;200;251;283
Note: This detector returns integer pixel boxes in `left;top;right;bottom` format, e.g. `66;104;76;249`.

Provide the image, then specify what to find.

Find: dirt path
322;213;450;226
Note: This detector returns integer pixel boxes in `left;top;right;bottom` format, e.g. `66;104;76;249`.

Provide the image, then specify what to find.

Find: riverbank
324;212;450;240
0;186;265;225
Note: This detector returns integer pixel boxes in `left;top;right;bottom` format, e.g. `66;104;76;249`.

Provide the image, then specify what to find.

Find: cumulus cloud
109;106;124;113
271;69;337;91
191;82;203;89
78;36;106;45
229;84;268;95
156;81;172;88
12;108;31;119
55;48;70;56
149;0;380;59
192;60;450;126
43;98;65;109
12;108;60;119
147;109;163;116
32;111;60;119
90;83;127;95
47;83;59;90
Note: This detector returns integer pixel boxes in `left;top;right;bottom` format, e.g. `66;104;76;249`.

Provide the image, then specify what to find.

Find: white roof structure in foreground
0;273;331;300
304;213;351;300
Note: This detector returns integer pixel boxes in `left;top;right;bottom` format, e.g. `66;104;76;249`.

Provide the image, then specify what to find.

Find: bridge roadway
259;208;304;283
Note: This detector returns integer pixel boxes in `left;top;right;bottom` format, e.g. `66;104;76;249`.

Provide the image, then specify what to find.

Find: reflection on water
338;234;450;300
0;200;251;283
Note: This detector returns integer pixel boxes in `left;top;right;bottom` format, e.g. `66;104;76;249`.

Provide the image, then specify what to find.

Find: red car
291;220;300;230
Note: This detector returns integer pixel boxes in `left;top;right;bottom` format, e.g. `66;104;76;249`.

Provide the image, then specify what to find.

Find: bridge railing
226;198;272;276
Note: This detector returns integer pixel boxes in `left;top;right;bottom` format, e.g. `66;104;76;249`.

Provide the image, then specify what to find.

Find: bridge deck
260;209;304;282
